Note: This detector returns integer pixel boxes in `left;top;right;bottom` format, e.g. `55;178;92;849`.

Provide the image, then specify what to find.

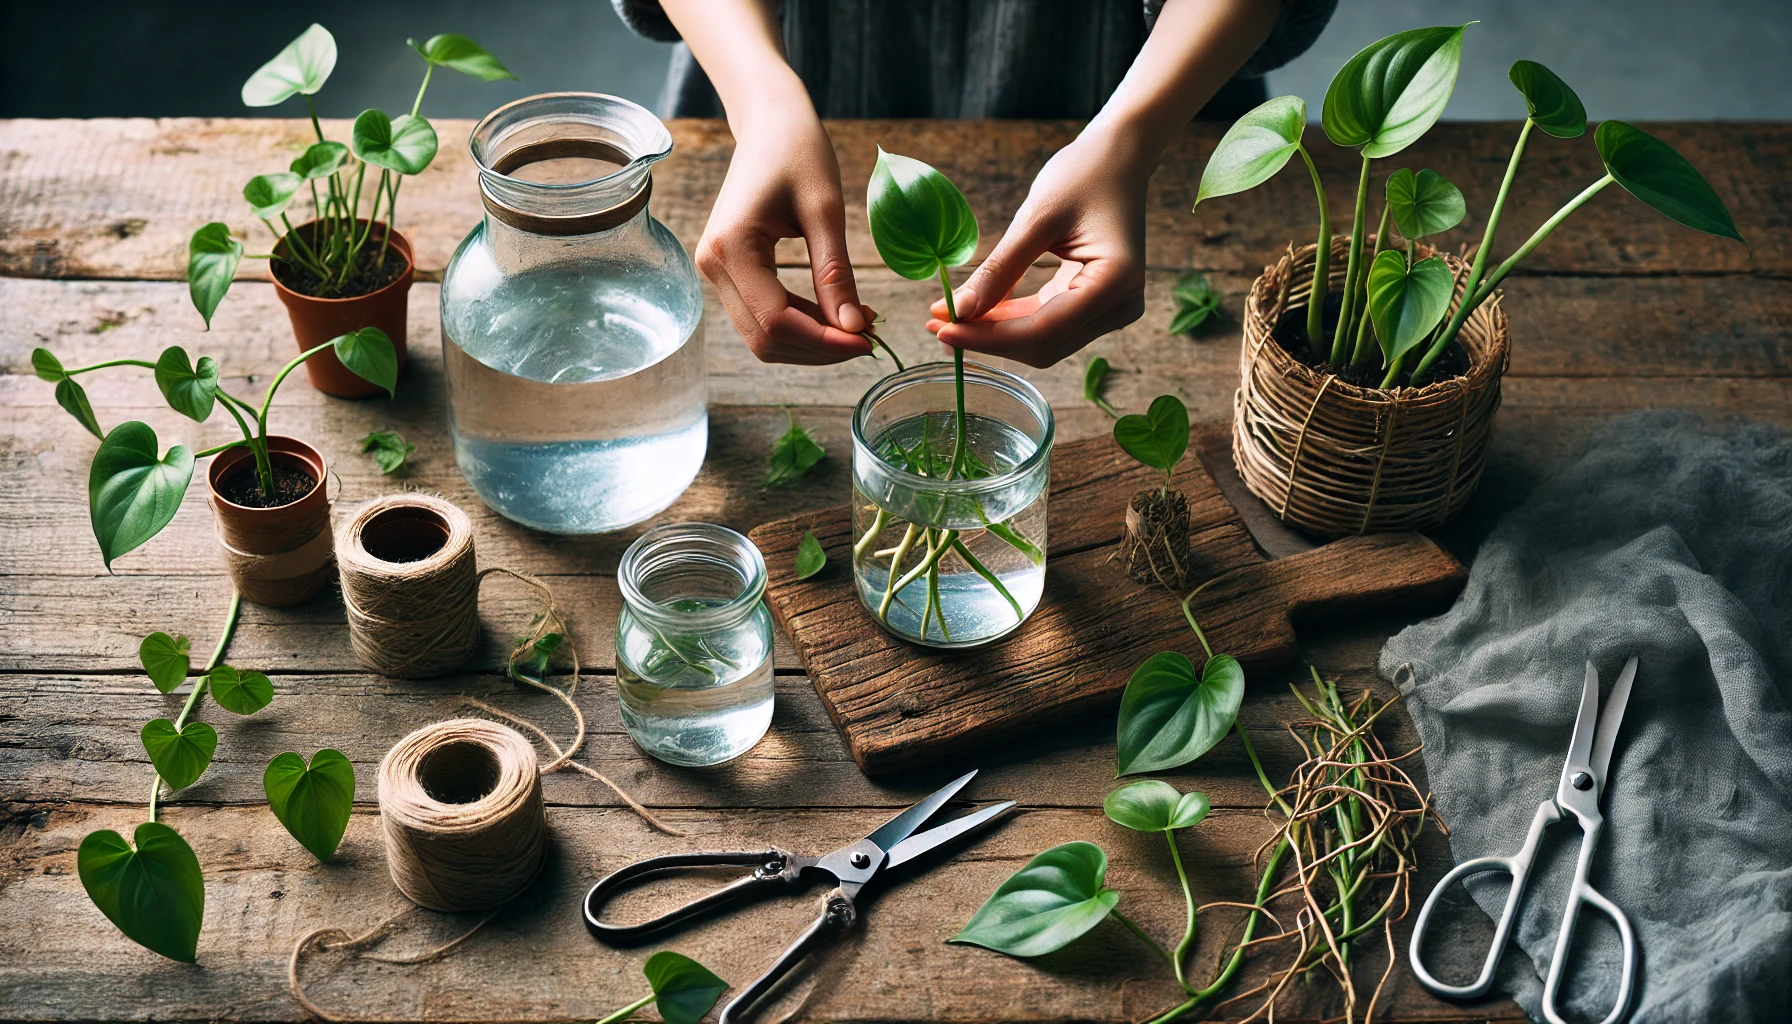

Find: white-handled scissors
1410;657;1640;1024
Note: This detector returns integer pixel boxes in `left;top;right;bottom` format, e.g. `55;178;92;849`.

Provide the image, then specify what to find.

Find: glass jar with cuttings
615;523;774;766
442;93;705;534
851;362;1053;648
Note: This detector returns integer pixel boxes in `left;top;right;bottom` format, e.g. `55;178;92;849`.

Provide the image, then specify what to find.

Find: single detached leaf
154;346;219;423
187;222;242;330
643;950;730;1024
77;822;204;963
1385;168;1465;239
208;665;274;715
765;412;826;488
264;749;355;863
1508;60;1585;138
950;841;1118;957
138;632;191;694
1195;94;1307;206
1116;652;1245;776
1322;25;1468;159
141;718;218;791
32;347;67;382
794;530;827;580
1169;271;1224;336
243;172;303;219
509;632;564;685
290;141;349;180
242;23;337;107
89;421;194;570
408;34;519;81
56;378;104;439
867;148;979;281
331;326;399;396
1368;251;1454;366
1112;395;1189;474
360;431;415;475
352;109;439;176
1083;356;1111;404
1596;120;1744;244
1104;780;1211;833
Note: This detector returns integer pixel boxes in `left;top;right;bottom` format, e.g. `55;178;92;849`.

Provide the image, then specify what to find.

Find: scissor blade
1589;656;1638;788
1561;661;1602;788
884;801;1016;871
864;770;978;854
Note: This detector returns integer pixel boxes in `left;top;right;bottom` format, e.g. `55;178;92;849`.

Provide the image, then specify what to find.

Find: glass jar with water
442;93;705;533
615;523;774;766
851;362;1053;647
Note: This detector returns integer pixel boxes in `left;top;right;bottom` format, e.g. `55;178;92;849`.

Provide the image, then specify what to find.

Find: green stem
593;992;657;1024
1237;721;1290;815
853;509;889;563
1179;590;1213;660
65;358;157;375
304;95;326;145
193;440;250;459
1112;909;1176;971
1471;174;1616;310
411;63;435;119
1167;831;1197;991
937;265;968;481
1147;837;1294;1024
950;538;1022;618
1296;144;1331;351
258;341;335;439
1349;200;1393;367
1328;156;1372;365
1379;351;1409;389
378;176;403;268
147;591;242;821
877;523;922;619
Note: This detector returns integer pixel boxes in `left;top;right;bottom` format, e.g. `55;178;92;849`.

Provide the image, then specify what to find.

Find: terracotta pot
272;220;414;399
206;436;335;607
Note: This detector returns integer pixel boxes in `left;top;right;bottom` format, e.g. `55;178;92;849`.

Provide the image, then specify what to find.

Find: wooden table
0;117;1785;1023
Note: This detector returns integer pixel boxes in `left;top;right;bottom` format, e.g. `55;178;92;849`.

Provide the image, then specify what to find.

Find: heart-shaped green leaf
1116;652;1245;776
331;326;399;396
290;141;349;180
408;34;519;82
1104;780;1211;833
794;530;827;580
187;222;242;330
208;665;273;715
1323;25;1468;159
360;431;414;475
867;148;979;281
139;632;191;694
765;412;826;488
1368;250;1454;366
56;378;104;439
264;749;354;863
1596;120;1744;244
1508;60;1585;139
141;718;217;791
1385;168;1465;239
241;23;337;107
1195;95;1307;207
1112;395;1189;474
78;822;204;963
32;347;67;382
950;841;1118;957
352;109;439;176
153;346;219;423
642;950;729;1024
89;421;193;570
243;172;303;219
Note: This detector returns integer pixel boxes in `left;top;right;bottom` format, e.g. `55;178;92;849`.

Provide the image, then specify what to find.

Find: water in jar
852;411;1048;647
616;598;774;766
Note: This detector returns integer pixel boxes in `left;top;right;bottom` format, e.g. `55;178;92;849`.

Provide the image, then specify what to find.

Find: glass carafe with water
442;93;705;533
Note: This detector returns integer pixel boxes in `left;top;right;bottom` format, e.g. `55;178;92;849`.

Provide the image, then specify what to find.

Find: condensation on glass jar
442;93;705;534
615;523;774;767
850;362;1053;648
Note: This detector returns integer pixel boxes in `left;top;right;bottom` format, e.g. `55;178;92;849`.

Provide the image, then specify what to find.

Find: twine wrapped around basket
1232;238;1510;537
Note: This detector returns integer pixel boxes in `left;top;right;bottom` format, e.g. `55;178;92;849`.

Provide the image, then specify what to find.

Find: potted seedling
1195;27;1743;535
1113;395;1192;589
190;24;515;397
32;328;397;604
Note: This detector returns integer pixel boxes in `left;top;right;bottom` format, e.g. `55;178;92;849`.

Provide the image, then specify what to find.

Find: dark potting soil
1270;292;1470;388
219;463;318;508
271;245;407;299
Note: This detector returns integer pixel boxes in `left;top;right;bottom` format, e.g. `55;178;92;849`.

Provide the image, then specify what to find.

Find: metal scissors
1410;657;1640;1024
583;770;1014;1024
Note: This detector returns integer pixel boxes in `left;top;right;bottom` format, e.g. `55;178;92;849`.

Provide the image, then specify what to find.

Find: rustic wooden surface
751;436;1465;774
2;114;1787;1024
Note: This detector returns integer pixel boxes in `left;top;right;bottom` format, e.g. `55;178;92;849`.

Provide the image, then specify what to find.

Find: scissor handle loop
1541;818;1637;1024
719;888;858;1024
1411;800;1558;1000
584;849;796;944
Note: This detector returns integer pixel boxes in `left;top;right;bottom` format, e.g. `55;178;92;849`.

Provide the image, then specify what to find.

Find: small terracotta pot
272;220;414;399
206;436;335;607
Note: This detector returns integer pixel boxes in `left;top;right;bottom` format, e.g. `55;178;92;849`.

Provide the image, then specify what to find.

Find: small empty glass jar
615;523;774;766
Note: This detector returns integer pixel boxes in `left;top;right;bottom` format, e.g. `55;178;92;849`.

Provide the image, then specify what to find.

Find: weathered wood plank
1;118;1781;280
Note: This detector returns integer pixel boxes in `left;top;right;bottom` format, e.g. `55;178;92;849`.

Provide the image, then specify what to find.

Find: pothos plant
1195;25;1743;387
1112;394;1194;589
189;24;515;321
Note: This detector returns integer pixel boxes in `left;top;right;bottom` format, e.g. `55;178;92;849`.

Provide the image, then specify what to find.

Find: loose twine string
290;499;685;1021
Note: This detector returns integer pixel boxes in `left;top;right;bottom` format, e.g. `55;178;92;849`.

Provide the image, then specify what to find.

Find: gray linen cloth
1381;413;1792;1023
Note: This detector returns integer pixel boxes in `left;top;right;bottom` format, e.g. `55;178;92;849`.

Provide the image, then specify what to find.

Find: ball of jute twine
337;494;481;678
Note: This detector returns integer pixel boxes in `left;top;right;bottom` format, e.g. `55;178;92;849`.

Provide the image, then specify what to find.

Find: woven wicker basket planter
1232;239;1510;537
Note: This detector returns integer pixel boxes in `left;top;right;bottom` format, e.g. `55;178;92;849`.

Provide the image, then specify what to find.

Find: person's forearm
659;0;812;134
1087;0;1282;172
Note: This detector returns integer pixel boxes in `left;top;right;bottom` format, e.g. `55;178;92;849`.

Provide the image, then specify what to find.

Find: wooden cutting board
749;436;1466;775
